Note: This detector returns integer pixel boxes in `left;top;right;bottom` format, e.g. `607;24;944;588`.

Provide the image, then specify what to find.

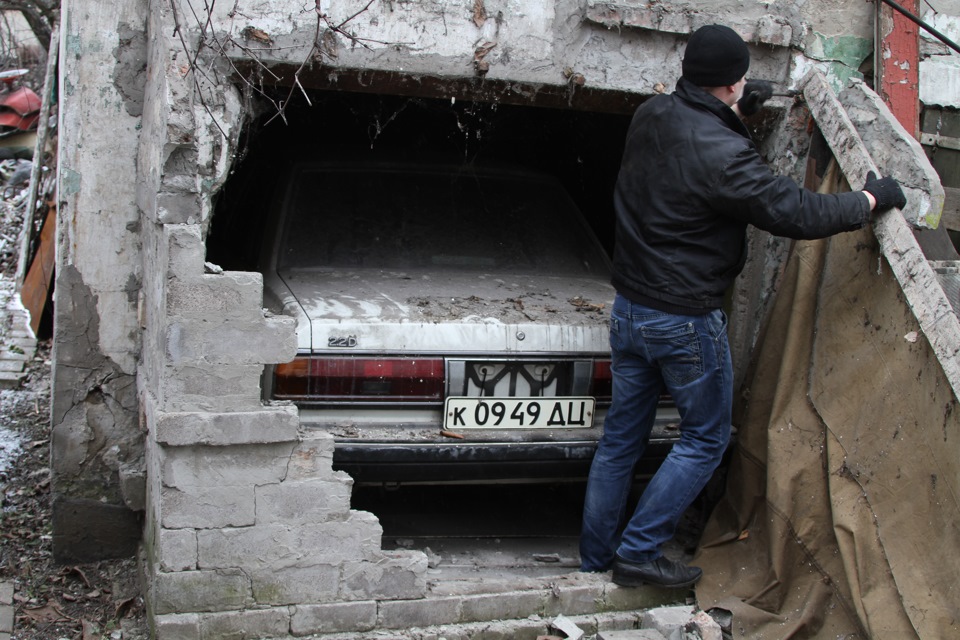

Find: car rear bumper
332;438;678;485
329;424;681;485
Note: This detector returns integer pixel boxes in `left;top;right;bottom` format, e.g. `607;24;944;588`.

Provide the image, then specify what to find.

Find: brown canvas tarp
695;165;960;639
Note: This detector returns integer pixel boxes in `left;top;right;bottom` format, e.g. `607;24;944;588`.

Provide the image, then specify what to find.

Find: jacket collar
675;76;751;140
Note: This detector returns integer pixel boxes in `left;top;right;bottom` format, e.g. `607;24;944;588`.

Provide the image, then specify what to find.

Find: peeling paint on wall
808;33;872;67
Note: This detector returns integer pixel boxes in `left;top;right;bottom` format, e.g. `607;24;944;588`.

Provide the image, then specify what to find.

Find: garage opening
206;80;726;575
208;85;638;270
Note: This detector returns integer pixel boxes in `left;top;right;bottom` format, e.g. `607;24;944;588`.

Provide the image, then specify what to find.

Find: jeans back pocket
640;321;704;386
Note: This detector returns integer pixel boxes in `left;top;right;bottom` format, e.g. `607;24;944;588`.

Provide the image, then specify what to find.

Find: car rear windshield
276;166;610;276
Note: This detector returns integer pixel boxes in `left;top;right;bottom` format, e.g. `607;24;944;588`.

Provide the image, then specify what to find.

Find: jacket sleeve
710;146;872;240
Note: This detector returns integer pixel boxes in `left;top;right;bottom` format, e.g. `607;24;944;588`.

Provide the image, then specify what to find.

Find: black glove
737;80;774;116
863;171;907;212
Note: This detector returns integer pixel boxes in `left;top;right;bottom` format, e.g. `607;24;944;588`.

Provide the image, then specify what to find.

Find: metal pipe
880;0;960;54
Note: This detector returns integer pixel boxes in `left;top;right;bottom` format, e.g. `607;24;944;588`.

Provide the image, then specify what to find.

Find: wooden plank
15;23;59;288
20;206;55;336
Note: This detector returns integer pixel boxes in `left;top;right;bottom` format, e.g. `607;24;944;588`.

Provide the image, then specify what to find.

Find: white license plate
444;397;595;430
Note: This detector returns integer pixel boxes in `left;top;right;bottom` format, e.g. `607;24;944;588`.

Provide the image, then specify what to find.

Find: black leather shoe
612;554;703;588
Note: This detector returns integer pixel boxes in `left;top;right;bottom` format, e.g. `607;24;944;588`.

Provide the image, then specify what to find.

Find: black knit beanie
681;24;750;87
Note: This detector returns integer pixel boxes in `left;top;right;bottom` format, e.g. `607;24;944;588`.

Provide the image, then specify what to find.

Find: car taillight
273;357;445;404
592;359;612;402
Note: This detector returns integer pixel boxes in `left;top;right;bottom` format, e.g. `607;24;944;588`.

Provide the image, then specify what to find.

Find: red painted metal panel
880;0;920;138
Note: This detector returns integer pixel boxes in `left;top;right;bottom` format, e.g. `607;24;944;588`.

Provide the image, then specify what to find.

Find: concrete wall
52;1;148;561
52;0;954;635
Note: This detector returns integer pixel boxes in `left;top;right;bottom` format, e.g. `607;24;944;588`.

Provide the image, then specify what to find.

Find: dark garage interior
207;84;636;270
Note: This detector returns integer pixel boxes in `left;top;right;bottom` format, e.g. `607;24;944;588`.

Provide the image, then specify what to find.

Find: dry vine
170;0;401;133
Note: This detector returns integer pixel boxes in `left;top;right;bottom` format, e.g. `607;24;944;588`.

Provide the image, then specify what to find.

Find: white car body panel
272;268;614;354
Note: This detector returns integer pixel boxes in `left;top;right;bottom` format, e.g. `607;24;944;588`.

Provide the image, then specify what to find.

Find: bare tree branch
170;0;407;132
0;1;59;50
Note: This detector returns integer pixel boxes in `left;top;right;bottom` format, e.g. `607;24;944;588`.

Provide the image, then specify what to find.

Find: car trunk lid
277;267;614;353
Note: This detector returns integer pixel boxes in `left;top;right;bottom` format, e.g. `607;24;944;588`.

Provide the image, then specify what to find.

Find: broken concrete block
151;568;251;615
152;613;201;640
161;442;294;489
689;610;723;640
196;513;383;571
157;191;201;225
196;608;291;639
753;15;792;47
165;271;267;321
164;225;205;280
254;476;353;526
376;594;462;630
164;315;296;366
551;613;584;639
249;564;340;605
160;484;256;529
157;527;198;572
285;431;339;481
543;582;606;617
290;601;378;636
154;406;300;447
340;550;429;602
159;363;264;413
640;605;696;640
458;589;546;625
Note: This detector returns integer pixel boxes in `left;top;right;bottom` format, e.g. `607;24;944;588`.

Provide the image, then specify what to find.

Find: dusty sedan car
261;161;678;484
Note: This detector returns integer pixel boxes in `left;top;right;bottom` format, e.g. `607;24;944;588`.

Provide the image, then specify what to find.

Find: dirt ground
0;158;149;639
0;342;149;639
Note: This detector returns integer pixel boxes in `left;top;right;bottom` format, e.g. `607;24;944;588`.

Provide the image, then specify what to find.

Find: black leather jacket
611;77;871;314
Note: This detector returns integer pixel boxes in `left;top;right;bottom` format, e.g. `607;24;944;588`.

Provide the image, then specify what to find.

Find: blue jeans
580;294;732;571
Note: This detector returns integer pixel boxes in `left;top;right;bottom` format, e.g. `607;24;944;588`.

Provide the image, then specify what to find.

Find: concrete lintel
800;70;941;227
583;2;794;47
801;69;960;401
838;78;945;228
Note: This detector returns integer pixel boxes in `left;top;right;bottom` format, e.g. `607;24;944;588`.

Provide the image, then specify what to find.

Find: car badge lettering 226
444;397;595;429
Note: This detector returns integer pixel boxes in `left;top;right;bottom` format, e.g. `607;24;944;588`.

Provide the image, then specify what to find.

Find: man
579;24;906;588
